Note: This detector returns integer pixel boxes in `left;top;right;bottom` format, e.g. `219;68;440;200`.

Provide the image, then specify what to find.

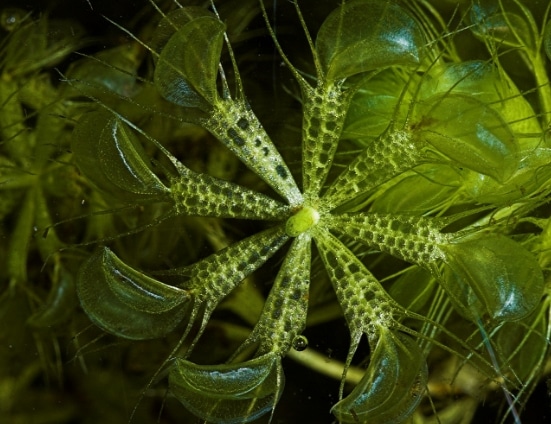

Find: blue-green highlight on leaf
316;0;425;81
169;353;283;424
441;235;544;322
414;94;519;183
154;15;225;109
331;330;427;424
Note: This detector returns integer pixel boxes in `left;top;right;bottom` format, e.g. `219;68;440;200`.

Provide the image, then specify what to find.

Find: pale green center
285;206;320;237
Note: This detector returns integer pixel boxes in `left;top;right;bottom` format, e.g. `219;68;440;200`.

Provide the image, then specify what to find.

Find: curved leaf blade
331;331;427;424
170;353;283;424
77;247;189;340
154;16;225;108
442;235;544;321
316;0;424;81
72;111;169;200
416;94;519;183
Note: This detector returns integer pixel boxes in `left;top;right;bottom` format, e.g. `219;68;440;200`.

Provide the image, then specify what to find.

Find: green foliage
441;235;544;321
316;0;424;81
170;353;282;424
2;0;551;423
72;111;170;200
77;247;189;340
331;330;427;423
154;10;226;108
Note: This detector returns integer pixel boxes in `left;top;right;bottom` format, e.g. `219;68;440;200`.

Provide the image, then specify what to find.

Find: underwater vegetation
2;0;551;422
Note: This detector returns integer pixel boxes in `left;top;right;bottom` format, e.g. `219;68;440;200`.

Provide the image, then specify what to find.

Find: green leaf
545;19;551;61
169;353;283;424
154;15;225;108
469;0;535;50
200;99;303;208
322;129;421;210
495;306;549;382
388;267;437;314
441;235;544;321
174;226;289;303
419;61;500;101
460;147;551;205
331;330;427;424
0;156;24;220
27;265;77;328
72;110;169;200
316;0;424;81
314;228;390;337
342;68;411;145
420;61;541;140
63;45;141;99
76;247;189;340
2;16;85;77
370;165;460;214
150;7;214;54
415;94;519;183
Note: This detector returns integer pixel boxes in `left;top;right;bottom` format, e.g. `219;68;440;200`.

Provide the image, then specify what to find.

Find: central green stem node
285;206;320;237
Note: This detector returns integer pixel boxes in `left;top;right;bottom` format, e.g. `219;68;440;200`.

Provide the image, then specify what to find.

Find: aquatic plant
2;0;551;423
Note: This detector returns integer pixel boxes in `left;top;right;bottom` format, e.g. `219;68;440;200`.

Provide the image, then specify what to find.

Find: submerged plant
3;0;551;423
0;8;100;423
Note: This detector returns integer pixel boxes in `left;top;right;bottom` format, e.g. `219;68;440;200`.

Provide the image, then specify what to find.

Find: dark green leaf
77;247;189;340
170;353;283;424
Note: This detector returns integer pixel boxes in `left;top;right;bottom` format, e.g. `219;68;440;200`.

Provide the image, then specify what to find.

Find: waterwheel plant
2;0;551;423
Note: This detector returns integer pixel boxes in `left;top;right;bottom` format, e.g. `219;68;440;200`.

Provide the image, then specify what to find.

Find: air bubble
1;8;27;31
292;335;308;351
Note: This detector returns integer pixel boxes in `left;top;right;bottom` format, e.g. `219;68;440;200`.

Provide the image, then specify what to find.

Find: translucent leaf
150;7;213;54
170;353;283;424
495;307;548;382
469;0;534;50
370;165;460;214
314;228;390;337
77;247;189;340
154;15;225;108
342;68;411;145
441;235;544;321
72;111;169;201
301;84;348;199
415;94;518;183
316;0;424;81
420;61;541;140
63;45;141;99
177;226;289;304
388;267;437;314
331;331;427;424
460;147;551;205
419;61;500;101
2;16;85;77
